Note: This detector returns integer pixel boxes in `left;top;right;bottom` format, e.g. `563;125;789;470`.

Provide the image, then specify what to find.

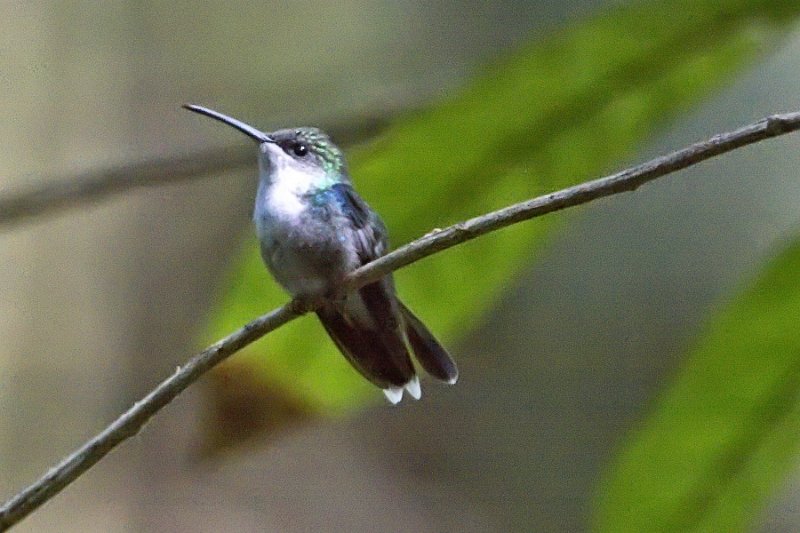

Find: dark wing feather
316;183;416;391
398;300;458;384
316;306;412;388
330;182;371;230
329;182;386;262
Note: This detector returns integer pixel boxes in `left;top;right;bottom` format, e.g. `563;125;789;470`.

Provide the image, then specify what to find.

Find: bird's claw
324;287;348;308
290;295;325;314
291;286;349;314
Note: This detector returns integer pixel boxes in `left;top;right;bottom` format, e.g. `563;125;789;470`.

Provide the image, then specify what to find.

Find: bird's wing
316;183;417;400
330;183;458;386
329;182;388;261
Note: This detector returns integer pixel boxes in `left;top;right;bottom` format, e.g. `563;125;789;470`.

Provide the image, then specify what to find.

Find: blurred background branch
3;109;799;531
0;114;390;229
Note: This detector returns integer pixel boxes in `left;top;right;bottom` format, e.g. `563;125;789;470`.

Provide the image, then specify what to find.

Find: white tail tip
383;386;403;405
405;376;422;400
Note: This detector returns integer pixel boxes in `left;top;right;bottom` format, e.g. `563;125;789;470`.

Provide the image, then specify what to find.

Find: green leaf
595;237;800;532
205;0;800;413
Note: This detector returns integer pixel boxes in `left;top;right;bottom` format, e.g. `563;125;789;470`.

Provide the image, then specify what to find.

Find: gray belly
256;211;358;297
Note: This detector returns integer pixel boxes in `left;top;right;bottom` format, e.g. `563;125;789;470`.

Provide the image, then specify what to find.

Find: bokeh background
4;1;800;531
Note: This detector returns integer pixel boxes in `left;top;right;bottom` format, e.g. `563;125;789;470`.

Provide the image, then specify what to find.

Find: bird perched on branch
184;105;458;403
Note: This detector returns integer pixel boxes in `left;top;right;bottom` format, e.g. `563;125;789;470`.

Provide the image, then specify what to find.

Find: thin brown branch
1;110;799;531
348;112;800;287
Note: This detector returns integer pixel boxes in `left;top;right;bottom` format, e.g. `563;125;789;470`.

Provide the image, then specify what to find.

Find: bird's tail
316;289;458;403
316;290;419;404
398;300;459;385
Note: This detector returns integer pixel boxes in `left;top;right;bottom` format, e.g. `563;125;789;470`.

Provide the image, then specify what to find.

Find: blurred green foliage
205;0;799;417
596;237;800;532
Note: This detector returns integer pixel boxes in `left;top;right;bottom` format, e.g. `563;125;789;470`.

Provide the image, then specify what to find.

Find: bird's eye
292;143;308;157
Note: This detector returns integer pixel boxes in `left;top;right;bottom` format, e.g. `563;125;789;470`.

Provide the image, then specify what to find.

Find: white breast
265;156;318;220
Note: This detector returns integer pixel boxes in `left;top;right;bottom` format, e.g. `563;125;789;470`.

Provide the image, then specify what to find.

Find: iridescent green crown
295;127;347;175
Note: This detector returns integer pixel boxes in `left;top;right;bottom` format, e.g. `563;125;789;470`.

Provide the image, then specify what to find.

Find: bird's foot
290;285;349;314
289;294;327;314
323;286;349;309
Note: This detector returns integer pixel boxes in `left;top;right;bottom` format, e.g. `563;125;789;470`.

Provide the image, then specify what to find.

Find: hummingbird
184;104;458;404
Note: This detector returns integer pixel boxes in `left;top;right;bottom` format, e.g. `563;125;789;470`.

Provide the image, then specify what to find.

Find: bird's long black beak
182;104;274;143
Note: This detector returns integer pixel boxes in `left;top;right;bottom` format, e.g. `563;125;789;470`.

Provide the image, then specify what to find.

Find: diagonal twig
1;111;799;531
